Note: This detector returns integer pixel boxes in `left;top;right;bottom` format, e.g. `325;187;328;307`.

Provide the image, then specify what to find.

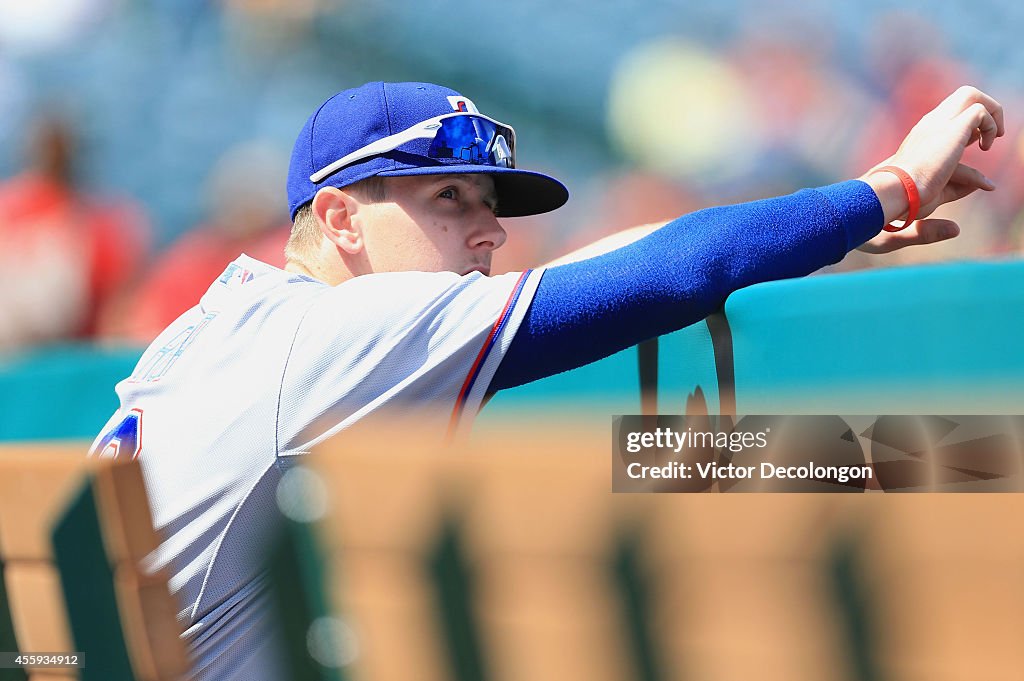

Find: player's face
357;174;506;276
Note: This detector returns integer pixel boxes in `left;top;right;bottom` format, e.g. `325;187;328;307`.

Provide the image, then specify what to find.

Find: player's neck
284;258;353;286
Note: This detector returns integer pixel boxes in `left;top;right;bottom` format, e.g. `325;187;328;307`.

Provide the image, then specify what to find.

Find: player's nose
469;211;507;252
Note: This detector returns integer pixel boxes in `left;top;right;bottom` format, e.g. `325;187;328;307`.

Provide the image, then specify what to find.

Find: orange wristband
871;165;920;232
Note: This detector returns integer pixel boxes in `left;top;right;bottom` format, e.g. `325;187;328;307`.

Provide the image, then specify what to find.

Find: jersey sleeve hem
446;268;543;436
812;179;886;252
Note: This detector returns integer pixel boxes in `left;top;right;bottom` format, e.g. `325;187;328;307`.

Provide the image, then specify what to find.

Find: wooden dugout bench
0;446;189;681
264;421;1024;681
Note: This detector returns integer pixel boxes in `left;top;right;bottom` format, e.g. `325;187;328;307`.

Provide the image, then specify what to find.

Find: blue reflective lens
427;116;515;168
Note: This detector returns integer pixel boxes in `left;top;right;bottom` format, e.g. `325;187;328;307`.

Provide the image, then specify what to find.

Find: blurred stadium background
3;4;1024;681
2;0;1024;353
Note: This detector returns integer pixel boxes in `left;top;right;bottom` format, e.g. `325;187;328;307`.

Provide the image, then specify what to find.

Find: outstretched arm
492;87;1004;390
494;182;879;389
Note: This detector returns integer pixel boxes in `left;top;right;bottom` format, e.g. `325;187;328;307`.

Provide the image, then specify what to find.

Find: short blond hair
284;176;388;264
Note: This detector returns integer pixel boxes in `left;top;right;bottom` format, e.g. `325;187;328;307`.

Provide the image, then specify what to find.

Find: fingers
858;219;960;255
917;163;993;216
911;218;961;244
912;163;995;218
950;162;996;192
953;102;999;150
939;86;1005;139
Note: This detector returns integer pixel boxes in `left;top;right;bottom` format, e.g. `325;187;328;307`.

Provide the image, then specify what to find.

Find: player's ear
312;187;363;255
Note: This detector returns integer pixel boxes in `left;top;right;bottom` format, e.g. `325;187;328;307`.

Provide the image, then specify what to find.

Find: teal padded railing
721;260;1024;414
482;259;1024;419
0;345;143;442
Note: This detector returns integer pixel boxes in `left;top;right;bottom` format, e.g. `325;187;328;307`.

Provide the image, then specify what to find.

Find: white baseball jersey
89;254;543;680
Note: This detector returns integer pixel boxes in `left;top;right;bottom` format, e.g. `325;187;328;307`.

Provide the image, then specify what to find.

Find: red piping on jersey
447;270;531;437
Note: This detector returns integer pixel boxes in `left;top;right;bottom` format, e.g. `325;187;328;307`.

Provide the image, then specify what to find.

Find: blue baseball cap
286;81;569;219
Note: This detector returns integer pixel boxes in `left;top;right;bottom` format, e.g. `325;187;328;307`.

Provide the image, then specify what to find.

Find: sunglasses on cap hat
310;112;516;184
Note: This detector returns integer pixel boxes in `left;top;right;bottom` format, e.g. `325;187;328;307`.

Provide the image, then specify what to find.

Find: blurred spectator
0;114;149;354
112;142;290;343
854;12;976;179
852;11;1022;261
726;15;874;190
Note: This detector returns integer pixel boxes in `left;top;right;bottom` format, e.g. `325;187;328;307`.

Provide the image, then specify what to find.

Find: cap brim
377;164;568;217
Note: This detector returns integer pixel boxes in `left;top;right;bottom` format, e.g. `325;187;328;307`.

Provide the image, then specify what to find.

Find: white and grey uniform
89;254;542;680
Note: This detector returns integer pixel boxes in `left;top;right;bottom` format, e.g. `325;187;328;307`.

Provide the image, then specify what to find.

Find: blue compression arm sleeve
491;180;884;390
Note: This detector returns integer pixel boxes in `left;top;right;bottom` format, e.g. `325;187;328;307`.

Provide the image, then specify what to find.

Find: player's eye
438;187;457;200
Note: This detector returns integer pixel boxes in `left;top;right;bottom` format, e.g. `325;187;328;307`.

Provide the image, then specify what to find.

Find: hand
857;86;1003;253
857;218;960;254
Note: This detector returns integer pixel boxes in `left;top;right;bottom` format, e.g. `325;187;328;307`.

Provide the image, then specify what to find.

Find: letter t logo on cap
447;96;479;113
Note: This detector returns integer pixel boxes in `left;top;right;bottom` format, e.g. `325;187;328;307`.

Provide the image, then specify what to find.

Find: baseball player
90;82;1002;679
